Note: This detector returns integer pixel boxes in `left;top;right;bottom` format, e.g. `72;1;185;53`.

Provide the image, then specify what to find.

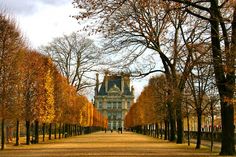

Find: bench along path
0;131;219;157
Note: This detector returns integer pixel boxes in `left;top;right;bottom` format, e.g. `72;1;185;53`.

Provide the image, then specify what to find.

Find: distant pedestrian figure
111;129;113;133
105;128;107;133
118;127;122;134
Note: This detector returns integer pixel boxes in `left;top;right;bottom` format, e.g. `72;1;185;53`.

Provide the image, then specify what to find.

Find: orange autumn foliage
125;75;167;128
21;50;107;127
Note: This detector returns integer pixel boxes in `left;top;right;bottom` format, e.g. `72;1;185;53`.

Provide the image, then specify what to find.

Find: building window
113;113;116;120
113;102;117;109
107;102;111;109
107;112;111;119
113;121;117;130
117;112;122;119
127;101;130;109
118;102;122;109
99;102;103;109
108;122;112;129
118;121;122;128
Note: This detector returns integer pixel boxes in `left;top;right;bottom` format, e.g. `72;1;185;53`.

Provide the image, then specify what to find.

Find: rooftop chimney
105;71;109;93
95;73;99;96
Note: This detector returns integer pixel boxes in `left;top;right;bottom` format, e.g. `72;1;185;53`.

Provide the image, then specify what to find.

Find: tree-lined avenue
0;131;220;157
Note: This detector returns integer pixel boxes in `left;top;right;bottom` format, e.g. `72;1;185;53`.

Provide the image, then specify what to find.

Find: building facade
94;72;134;130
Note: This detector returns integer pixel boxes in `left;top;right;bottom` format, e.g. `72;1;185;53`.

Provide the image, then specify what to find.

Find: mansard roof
98;83;106;95
124;84;132;95
97;74;132;96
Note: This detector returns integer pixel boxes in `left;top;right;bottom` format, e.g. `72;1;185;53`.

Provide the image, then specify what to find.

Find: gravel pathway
0;131;220;157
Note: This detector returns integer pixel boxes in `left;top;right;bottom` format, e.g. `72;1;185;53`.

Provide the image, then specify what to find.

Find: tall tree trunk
144;125;146;135
69;124;71;136
59;123;61;139
176;98;183;144
61;123;64;138
35;120;39;144
187;113;190;146
65;124;68;138
77;125;80;135
54;123;57;139
15;119;20;146
75;124;77;136
167;101;176;141
49;123;52;140
31;123;34;144
1;119;5;150
196;111;202;149
26;120;30;145
164;120;168;140
78;125;80;135
160;121;163;139
211;101;214;152
210;2;235;155
68;124;70;136
167;121;170;140
220;97;235;155
220;4;236;155
63;123;65;138
156;123;159;138
42;123;45;142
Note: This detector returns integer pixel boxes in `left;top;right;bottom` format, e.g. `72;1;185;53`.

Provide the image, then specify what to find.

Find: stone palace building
94;72;134;130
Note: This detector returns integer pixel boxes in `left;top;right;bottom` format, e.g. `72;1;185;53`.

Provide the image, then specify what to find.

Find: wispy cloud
1;0;70;15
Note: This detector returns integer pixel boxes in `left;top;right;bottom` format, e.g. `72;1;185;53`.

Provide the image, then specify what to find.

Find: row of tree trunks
130;122;172;141
130;114;219;150
1;119;105;148
4;121;86;146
